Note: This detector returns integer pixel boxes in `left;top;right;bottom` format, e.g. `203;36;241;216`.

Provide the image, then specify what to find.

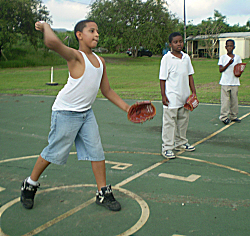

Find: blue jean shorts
40;109;105;165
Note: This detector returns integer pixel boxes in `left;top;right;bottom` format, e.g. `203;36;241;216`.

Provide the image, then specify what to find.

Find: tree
194;10;228;58
88;0;179;55
184;10;250;58
0;0;52;60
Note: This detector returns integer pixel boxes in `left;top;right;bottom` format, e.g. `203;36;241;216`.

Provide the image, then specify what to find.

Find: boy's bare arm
100;58;130;112
189;75;196;95
35;22;80;63
219;58;234;73
160;79;169;106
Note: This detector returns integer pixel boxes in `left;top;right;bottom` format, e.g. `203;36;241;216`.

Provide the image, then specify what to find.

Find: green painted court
0;94;250;236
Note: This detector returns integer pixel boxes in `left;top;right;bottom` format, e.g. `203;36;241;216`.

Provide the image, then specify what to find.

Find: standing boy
159;32;197;159
20;20;130;211
218;39;242;124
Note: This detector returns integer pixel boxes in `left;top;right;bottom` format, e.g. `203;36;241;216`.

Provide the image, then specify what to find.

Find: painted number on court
0;187;6;192
159;173;201;182
105;160;132;170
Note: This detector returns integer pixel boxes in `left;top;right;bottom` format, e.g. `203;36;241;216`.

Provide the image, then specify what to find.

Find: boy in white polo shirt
218;39;242;125
159;32;197;159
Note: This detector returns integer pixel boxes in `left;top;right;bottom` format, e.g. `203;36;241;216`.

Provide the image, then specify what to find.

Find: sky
43;0;250;31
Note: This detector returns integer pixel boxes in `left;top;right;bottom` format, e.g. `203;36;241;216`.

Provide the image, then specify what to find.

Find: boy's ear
76;31;82;41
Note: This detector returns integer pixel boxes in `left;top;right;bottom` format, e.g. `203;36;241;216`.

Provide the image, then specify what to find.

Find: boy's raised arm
219;58;234;73
35;22;79;63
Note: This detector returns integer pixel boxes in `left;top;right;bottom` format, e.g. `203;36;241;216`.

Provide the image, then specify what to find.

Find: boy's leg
92;160;121;211
174;107;195;151
21;155;50;209
30;155;51;181
219;85;230;121
175;107;189;147
74;109;120;211
21;110;80;209
91;160;106;191
162;107;177;157
229;86;239;120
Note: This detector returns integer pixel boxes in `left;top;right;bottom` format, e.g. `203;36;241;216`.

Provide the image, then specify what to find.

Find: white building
187;32;250;59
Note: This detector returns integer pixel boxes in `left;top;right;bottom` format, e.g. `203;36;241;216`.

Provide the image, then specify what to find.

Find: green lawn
0;54;249;104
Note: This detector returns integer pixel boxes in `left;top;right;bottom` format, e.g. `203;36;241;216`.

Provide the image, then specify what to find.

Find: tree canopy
87;0;180;55
180;10;250;58
0;0;52;59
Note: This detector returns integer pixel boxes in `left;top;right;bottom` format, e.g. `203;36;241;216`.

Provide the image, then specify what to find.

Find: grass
0;53;250;104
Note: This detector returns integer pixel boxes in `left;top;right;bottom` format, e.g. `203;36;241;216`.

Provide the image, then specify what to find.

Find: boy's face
79;22;99;48
170;35;184;52
225;41;235;54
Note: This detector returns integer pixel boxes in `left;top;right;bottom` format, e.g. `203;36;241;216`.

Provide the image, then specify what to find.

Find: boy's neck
227;52;234;57
171;51;182;59
79;46;93;55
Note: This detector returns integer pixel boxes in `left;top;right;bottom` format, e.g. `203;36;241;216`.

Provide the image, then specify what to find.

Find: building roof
187;32;250;41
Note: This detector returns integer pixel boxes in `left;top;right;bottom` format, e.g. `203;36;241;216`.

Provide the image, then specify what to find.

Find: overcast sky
43;0;250;31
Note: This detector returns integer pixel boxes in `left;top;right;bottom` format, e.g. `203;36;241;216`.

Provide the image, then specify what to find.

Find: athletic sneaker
222;118;231;125
231;118;241;123
96;184;121;211
20;178;40;209
175;143;195;152
162;150;176;159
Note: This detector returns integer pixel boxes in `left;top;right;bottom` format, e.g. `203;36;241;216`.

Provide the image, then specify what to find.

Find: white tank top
52;51;103;112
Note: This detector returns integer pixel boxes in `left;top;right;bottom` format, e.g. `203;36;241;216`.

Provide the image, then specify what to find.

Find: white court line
1;109;249;235
0;187;6;193
150;100;250;108
0;185;149;236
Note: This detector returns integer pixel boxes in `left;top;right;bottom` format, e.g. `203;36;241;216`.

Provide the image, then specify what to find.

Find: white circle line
0;184;149;236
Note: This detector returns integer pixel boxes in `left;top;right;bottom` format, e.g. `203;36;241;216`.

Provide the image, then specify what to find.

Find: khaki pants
219;85;238;121
162;107;189;152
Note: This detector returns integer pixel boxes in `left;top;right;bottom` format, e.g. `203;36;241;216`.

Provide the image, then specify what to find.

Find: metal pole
184;0;186;48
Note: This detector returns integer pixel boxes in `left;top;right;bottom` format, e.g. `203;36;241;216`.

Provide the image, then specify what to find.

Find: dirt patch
196;82;219;90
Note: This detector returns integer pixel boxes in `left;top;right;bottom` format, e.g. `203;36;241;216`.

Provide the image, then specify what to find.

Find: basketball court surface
0;94;250;235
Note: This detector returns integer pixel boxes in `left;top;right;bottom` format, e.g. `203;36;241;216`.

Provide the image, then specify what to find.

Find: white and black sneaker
20;178;40;209
162;150;176;159
96;185;121;211
175;143;195;152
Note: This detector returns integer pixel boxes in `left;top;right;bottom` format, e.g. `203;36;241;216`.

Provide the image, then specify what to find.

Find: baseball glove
234;63;246;77
184;94;199;111
128;101;156;123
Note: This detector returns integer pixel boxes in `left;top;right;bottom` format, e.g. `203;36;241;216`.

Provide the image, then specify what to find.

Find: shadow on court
0;94;250;236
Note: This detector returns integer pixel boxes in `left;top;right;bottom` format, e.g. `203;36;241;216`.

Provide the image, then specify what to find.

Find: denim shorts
40;109;105;165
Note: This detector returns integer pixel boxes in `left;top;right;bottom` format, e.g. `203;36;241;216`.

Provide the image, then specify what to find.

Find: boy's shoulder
234;54;241;58
219;54;228;60
220;53;228;57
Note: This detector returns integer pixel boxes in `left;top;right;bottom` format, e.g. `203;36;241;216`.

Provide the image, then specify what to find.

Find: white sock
27;176;38;186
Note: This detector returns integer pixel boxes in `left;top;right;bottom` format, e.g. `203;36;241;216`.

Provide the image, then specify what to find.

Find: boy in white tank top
21;20;130;211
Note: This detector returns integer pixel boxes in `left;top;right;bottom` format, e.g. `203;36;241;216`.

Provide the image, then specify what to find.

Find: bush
0;47;66;68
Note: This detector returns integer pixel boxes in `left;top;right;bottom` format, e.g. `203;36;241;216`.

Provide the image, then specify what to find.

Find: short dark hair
226;39;235;46
169;32;182;43
74;20;96;41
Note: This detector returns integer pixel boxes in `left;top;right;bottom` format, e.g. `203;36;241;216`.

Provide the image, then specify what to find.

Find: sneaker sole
161;153;176;159
96;201;121;211
175;148;195;152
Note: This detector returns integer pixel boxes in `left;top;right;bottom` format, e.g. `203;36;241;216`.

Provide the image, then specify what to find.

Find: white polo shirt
218;54;241;86
159;51;194;109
